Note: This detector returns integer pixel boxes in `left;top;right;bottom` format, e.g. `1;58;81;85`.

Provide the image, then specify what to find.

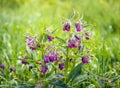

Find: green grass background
0;0;120;87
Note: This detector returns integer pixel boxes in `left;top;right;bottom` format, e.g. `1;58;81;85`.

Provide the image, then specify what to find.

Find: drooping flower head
22;60;28;65
40;66;48;73
82;56;89;64
85;33;90;40
44;50;59;64
48;54;55;62
48;36;54;41
44;55;49;64
63;22;70;31
59;63;65;70
25;35;39;50
0;64;5;70
75;22;83;32
68;39;79;48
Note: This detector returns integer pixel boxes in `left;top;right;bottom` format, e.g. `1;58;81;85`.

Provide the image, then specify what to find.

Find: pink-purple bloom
22;60;28;65
0;64;5;70
85;33;90;40
68;39;79;48
75;22;83;32
49;55;55;62
40;66;48;73
48;36;54;41
63;23;70;31
25;36;39;50
59;63;65;70
44;51;59;64
86;36;90;40
44;55;49;64
82;56;89;64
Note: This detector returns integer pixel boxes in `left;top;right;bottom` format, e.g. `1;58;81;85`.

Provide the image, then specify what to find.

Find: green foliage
0;0;120;87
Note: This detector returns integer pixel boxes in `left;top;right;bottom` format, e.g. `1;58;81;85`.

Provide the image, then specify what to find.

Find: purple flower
75;23;82;32
49;55;54;62
10;67;16;72
68;39;79;48
86;36;90;40
68;40;73;48
44;51;59;63
22;60;27;65
25;36;39;50
40;66;48;73
54;56;59;61
48;36;54;41
59;63;65;70
63;23;70;31
0;64;5;70
44;55;49;64
72;42;79;48
82;56;89;64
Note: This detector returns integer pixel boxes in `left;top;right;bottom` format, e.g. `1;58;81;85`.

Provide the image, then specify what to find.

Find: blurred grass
0;0;120;86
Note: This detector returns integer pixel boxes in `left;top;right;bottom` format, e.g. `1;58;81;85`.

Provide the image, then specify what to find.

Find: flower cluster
23;19;92;75
40;50;63;73
75;22;83;32
44;51;59;63
25;36;39;50
63;22;71;31
68;35;81;49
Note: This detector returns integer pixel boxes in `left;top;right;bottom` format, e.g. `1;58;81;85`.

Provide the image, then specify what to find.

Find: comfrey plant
17;17;95;88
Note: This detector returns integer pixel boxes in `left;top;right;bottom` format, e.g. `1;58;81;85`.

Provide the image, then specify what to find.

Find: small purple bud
59;63;65;70
48;36;54;41
10;67;16;72
72;42;78;48
86;36;90;40
54;56;59;61
68;43;73;48
30;47;36;50
22;60;27;65
75;23;82;32
49;55;54;62
44;55;49;64
40;66;48;73
82;56;89;64
63;23;70;31
0;64;5;70
68;40;73;48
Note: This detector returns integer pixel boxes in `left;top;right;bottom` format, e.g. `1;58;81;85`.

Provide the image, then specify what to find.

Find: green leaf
67;63;83;82
52;28;58;34
54;80;71;88
111;76;120;83
97;78;105;88
26;46;33;59
73;74;88;84
55;37;66;43
79;44;84;53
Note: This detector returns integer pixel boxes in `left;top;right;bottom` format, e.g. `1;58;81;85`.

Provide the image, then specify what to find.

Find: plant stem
65;47;69;83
